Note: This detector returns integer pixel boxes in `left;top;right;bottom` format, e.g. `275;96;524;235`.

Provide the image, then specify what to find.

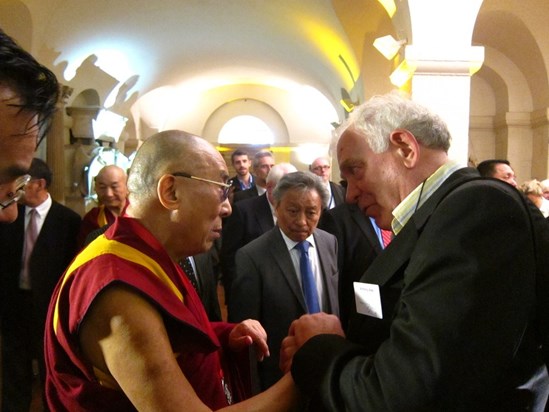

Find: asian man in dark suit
0;158;81;411
220;163;297;304
282;92;549;411
229;171;339;391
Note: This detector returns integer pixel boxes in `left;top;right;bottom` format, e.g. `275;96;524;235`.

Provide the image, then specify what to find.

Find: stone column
46;85;73;203
393;0;485;165
530;108;549;179
64;106;101;215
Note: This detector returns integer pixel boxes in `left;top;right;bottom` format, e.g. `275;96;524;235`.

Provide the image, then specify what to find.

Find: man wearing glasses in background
44;130;299;411
0;29;59;223
309;157;345;210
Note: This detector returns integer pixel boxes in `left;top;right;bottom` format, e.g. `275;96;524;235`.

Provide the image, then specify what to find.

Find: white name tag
353;282;383;319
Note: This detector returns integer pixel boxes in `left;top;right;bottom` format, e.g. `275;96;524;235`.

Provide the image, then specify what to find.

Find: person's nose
220;197;232;218
295;211;307;226
345;181;360;204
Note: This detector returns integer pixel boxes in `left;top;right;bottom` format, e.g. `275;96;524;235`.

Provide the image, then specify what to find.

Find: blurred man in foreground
0;29;58;223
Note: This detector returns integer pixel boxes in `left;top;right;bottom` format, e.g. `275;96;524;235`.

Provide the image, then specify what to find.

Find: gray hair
273;171;330;209
338;91;451;153
252;150;274;169
266;163;298;186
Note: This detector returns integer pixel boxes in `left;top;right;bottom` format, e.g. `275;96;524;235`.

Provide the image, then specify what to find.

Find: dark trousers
2;290;47;412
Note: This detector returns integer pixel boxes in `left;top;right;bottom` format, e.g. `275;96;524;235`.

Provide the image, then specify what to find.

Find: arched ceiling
10;2;368;114
473;0;549;111
2;0;394;145
2;0;548;148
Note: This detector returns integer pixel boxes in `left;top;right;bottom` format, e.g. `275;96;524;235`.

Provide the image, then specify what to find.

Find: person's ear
36;178;47;190
389;129;420;169
157;175;179;209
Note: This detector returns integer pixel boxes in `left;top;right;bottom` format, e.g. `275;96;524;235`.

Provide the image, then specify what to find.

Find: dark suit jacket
233;186;259;203
220;194;274;302
292;168;549;411
329;181;345;207
0;202;81;329
229;227;339;390
318;203;382;329
193;249;222;322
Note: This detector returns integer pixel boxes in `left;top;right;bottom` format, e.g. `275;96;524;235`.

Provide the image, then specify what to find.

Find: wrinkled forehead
96;168;126;184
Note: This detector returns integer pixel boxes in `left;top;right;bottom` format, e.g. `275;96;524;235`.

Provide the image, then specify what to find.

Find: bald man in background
77;165;129;248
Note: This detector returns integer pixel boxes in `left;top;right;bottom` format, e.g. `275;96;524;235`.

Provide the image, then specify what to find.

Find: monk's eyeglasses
0;174;31;209
171;172;233;202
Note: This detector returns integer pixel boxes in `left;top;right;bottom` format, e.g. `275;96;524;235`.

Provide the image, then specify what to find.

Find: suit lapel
35;201;57;246
330;182;345;206
350;206;383;254
360;168;480;286
255;195;274;232
269;228;307;312
314;231;338;314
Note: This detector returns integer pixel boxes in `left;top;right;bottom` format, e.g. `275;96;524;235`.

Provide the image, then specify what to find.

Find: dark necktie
180;257;200;293
295;241;320;313
20;208;38;289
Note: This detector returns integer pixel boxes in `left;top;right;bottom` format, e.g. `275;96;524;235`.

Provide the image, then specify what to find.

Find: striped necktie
381;229;393;248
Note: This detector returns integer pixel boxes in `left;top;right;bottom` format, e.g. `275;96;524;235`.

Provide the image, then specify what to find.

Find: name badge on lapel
354;282;383;319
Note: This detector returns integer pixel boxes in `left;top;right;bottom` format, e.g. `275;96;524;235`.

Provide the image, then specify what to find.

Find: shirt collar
26;193;52;218
391;161;464;235
279;227;316;251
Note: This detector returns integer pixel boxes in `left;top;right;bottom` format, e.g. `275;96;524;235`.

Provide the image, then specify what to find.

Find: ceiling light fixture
389;60;417;88
373;35;407;60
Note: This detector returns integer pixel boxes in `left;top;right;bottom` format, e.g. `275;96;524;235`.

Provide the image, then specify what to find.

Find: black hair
28;157;52;188
477;159;511;177
0;29;59;145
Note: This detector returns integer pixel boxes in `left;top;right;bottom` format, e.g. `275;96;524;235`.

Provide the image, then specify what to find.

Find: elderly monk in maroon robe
44;130;299;411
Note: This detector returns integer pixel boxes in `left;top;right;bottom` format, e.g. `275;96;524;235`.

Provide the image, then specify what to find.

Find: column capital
405;44;485;76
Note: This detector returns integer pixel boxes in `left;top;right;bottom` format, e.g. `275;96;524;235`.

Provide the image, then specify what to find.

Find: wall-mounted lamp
340;88;359;113
340;98;357;113
373;35;407;60
389;60;417;88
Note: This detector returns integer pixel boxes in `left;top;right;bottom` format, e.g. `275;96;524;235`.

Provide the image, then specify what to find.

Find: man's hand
228;319;270;361
280;313;345;372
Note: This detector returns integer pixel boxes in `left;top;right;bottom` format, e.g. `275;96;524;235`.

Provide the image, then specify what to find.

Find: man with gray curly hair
230;171;338;391
282;92;549;411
